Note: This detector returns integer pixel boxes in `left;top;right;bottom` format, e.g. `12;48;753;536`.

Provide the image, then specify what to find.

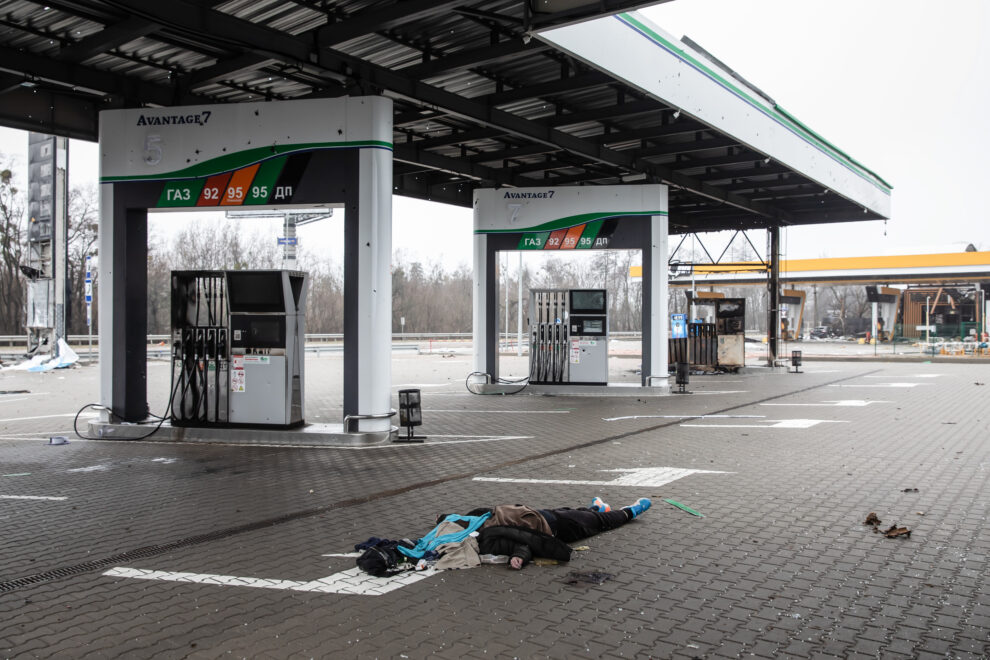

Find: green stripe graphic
243;157;287;205
102;140;393;183
479;210;664;235
577;220;603;249
517;232;551;249
156;179;206;207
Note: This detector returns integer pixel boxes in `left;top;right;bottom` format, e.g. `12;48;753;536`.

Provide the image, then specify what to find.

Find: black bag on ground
355;539;412;577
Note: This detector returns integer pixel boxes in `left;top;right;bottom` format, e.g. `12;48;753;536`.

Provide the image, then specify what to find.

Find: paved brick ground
0;355;988;658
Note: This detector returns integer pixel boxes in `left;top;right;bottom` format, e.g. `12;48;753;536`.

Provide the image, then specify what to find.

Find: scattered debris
975;382;985;386
901;488;919;493
941;422;956;425
533;558;559;567
572;545;591;552
664;498;704;517
916;511;925;516
883;525;911;539
866;513;911;539
563;570;613;586
0;390;30;395
48;436;69;446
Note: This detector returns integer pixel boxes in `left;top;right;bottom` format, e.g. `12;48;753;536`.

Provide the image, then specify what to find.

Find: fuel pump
170;271;229;425
529;289;569;383
170;269;307;428
528;288;609;385
568;289;609;385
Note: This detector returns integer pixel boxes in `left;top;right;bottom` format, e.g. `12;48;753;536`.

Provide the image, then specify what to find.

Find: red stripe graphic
543;229;568;250
196;173;233;207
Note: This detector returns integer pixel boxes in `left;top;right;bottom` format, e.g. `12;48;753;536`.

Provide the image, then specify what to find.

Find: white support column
97;183;115;422
648;212;669;385
353;146;392;432
472;233;489;377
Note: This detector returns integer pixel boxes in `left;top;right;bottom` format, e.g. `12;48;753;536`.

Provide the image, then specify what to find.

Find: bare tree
0;159;26;334
66;184;99;334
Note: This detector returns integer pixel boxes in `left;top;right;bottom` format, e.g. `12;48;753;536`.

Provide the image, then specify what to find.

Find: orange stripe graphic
220;164;261;206
560;224;586;250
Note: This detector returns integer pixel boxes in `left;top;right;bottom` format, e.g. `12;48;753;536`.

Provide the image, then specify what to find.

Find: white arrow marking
474;466;730;488
103;566;436;596
682;419;848;429
761;400;889;407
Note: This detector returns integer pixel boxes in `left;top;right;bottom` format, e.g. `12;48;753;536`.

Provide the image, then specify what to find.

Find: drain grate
0;368;878;593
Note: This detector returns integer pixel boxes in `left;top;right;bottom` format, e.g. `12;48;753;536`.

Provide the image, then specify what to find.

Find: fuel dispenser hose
72;362;185;441
465;371;529;395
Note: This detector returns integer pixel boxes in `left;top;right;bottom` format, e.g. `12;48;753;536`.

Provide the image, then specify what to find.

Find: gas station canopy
0;0;890;232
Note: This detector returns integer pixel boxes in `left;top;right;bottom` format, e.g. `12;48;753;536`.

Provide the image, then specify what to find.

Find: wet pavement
1;353;988;658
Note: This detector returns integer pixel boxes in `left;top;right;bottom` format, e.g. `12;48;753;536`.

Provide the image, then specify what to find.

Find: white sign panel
537;13;891;218
474;184;666;234
99;97;392;183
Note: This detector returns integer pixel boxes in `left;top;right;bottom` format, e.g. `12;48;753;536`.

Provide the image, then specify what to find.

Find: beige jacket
481;504;552;536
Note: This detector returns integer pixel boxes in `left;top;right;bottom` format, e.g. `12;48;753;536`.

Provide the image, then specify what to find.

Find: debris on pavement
864;512;882;528
563;570;613;586
664;498;704;517
901;488;919;493
48;436;69;445
572;546;591;552
883;525;911;539
0;390;30;395
532;558;559;566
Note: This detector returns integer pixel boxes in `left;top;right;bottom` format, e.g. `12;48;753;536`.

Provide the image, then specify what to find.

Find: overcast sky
1;0;986;268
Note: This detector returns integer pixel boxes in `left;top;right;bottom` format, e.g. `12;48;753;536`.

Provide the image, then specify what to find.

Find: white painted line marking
603;414;764;421
1;495;67;501
425;435;532;445
151;457;177;464
393;384;453;388
688;390;748;395
0;392;50;402
682;419;848;429
67;465;109;473
321;552;362;558
475;466;730;488
828;383;923;388
0;413;98;423
425;409;570;414
67;435;530;450
761;400;889;407
103;566;436;595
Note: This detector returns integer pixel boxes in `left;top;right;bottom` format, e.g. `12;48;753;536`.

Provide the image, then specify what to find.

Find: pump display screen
227;272;285;313
570;290;606;313
230;315;286;349
250;319;282;344
583;319;604;333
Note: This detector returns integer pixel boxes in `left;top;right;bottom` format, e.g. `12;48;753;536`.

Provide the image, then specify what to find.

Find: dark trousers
544;507;631;543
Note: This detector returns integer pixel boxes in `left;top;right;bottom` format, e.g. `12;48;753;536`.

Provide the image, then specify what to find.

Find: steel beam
57;16;161;62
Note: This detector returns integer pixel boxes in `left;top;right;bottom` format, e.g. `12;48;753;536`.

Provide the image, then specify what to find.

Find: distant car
810;326;831;339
